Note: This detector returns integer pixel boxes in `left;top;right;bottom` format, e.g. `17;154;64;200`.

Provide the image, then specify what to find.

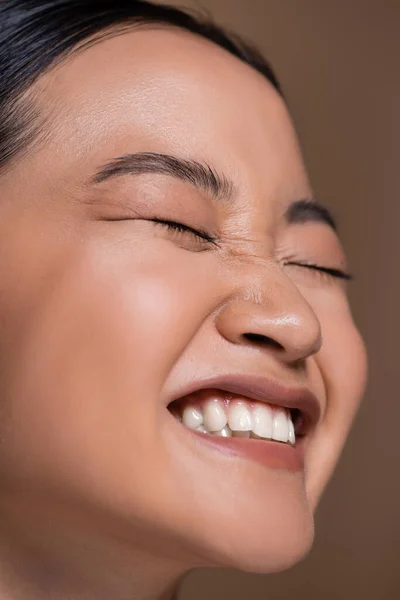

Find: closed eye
285;261;353;281
154;225;352;278
151;218;218;245
104;214;352;277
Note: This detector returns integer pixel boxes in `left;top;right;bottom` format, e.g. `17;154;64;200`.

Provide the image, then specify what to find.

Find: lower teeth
191;423;293;444
211;425;231;437
232;430;250;438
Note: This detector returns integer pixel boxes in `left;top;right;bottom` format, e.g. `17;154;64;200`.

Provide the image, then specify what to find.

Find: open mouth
166;375;319;471
168;389;306;447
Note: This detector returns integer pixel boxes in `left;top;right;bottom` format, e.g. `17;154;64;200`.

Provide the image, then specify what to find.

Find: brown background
157;1;400;598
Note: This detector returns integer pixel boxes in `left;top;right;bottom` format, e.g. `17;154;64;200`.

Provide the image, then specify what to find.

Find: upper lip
170;373;321;433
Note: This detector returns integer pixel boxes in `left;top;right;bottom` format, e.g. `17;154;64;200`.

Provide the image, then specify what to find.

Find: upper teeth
173;396;296;445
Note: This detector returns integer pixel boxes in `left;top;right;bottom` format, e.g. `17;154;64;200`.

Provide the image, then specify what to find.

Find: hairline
1;21;281;176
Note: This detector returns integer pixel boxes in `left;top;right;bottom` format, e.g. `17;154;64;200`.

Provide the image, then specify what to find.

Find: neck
0;491;189;600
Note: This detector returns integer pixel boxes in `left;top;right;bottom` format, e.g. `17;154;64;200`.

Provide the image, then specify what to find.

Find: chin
204;517;314;574
167;482;315;575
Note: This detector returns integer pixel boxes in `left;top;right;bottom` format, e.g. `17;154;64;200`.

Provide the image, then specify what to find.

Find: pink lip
172;373;321;434
169;373;320;472
189;429;305;472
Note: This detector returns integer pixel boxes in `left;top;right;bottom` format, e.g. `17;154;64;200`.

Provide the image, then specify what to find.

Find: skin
0;26;367;600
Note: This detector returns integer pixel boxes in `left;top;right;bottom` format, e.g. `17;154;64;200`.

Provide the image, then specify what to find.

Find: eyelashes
284;261;353;281
151;219;352;281
151;218;218;245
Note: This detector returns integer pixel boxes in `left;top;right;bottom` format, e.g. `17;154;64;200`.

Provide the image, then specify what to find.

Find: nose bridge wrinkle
221;229;274;263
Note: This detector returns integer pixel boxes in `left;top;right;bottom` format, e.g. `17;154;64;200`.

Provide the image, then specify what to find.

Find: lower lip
189;429;304;472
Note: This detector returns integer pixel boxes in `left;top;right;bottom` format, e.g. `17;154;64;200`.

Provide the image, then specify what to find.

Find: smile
167;374;320;472
169;391;297;445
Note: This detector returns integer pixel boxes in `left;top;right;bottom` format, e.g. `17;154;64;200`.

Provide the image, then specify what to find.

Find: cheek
305;293;368;505
0;226;214;500
318;300;368;425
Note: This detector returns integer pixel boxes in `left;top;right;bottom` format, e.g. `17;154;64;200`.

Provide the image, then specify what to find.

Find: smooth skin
0;26;367;600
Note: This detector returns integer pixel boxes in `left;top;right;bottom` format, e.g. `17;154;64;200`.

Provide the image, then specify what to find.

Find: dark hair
0;0;281;173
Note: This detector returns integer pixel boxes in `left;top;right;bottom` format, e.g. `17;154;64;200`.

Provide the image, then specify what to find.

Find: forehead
29;27;310;205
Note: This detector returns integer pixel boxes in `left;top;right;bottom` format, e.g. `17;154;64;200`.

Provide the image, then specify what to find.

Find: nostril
243;332;284;351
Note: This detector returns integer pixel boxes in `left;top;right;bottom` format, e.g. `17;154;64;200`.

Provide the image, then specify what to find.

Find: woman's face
0;28;367;573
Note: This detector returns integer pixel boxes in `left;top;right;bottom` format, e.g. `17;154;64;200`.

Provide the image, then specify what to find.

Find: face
0;28;367;574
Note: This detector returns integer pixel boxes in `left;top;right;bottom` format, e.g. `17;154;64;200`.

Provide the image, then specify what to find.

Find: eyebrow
91;151;337;232
91;151;235;202
285;198;337;232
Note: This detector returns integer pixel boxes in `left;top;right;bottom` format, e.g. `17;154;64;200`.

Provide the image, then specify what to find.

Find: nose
215;265;322;364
